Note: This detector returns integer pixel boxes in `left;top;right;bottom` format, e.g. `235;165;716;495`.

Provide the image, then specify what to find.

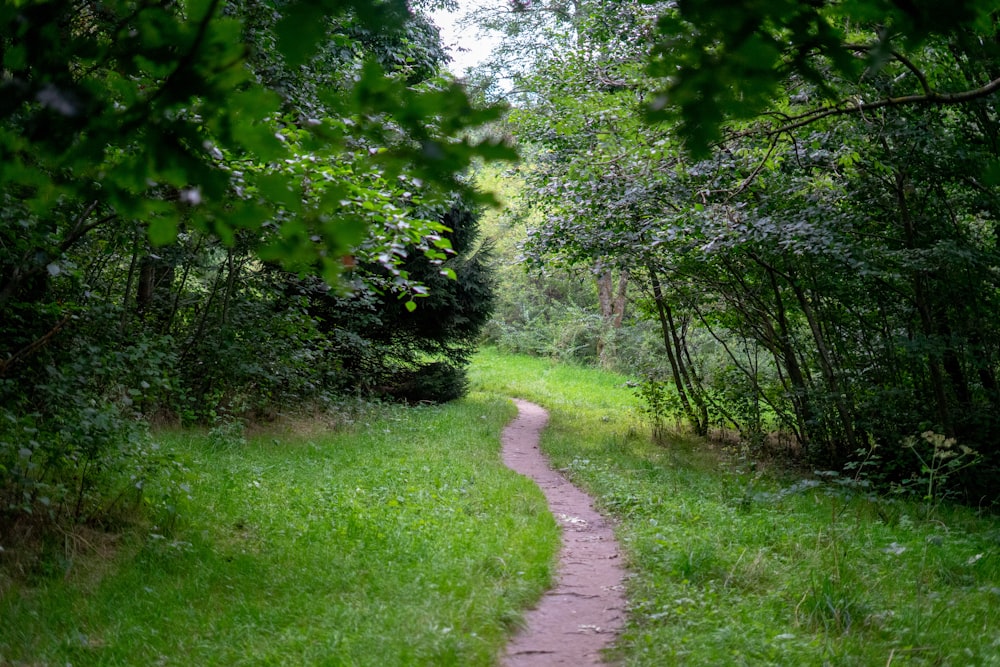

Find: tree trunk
788;273;858;459
667;301;709;435
596;264;628;367
894;168;952;431
164;235;204;336
120;230;141;334
761;261;814;450
137;254;175;330
612;270;628;328
646;265;707;435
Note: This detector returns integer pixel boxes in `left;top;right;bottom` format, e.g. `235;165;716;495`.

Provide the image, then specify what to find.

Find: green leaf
984;159;1000;186
255;173;301;211
232;122;285;162
3;44;26;70
276;3;329;67
147;216;179;246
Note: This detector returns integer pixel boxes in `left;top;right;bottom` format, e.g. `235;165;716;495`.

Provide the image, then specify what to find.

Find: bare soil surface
500;399;627;666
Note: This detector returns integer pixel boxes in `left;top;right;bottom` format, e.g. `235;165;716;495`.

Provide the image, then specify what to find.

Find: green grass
471;347;1000;666
0;395;559;666
5;349;1000;666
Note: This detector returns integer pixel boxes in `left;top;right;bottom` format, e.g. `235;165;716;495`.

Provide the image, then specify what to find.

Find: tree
0;0;512;525
467;1;656;365
285;193;496;402
487;0;1000;501
645;0;1000;155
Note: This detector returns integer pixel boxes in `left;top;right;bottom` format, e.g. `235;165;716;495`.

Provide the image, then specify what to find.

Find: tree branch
728;134;780;198
844;43;933;95
0;314;73;377
756;75;1000;137
0;203;116;304
143;0;225;107
889;50;933;95
59;200;113;253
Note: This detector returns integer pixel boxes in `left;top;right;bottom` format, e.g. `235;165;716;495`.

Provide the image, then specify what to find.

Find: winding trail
499;399;627;666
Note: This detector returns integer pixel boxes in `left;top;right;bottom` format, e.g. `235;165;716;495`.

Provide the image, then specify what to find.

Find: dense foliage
477;0;1000;503
286;194;496;403
0;0;502;526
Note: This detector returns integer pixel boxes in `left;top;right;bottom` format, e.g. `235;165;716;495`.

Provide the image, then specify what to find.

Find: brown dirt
500;399;627;666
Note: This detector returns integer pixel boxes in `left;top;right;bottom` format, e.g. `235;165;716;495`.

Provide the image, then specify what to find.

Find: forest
5;0;998;527
1;0;509;524
3;0;1000;664
475;0;1000;504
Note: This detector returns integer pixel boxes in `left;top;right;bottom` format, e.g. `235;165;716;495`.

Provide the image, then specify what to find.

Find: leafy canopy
0;0;515;286
646;0;1000;155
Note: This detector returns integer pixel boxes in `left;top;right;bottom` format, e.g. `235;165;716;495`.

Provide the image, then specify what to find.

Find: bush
384;361;469;404
0;306;179;525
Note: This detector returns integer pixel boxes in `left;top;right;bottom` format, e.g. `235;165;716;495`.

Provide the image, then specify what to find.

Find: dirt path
499;399;627;666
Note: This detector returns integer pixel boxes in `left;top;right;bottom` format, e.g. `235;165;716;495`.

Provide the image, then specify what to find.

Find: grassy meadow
471;348;1000;666
0;396;558;665
2;347;1000;666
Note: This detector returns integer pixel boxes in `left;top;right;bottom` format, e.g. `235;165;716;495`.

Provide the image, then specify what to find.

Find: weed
630;375;682;444
898;431;981;509
206;417;247;452
795;573;871;634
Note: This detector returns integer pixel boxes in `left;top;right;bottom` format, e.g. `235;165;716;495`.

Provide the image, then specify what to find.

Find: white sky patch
429;1;502;76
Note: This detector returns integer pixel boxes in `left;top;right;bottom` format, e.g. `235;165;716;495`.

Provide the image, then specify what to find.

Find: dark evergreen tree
294;193;496;403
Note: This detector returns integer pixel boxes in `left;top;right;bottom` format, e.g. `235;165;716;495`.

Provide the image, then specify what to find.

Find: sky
429;1;502;75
